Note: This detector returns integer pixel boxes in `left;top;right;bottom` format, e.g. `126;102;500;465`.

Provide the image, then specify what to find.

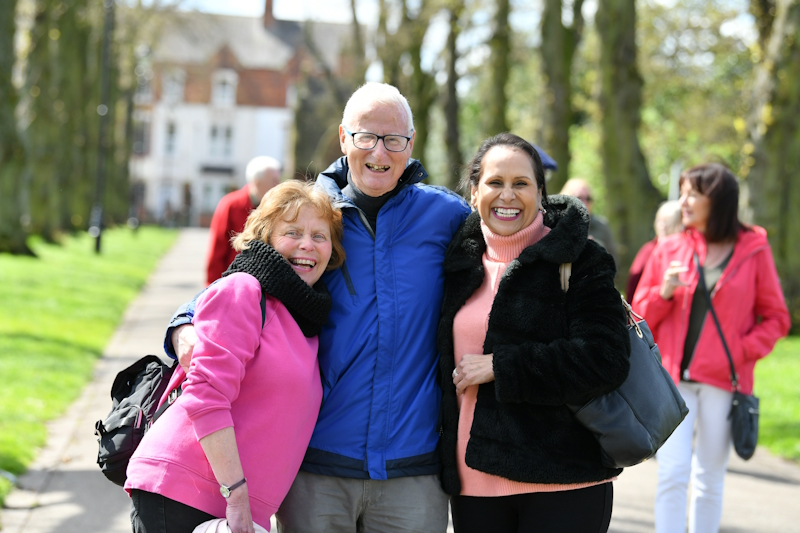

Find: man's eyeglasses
343;126;412;153
577;195;593;203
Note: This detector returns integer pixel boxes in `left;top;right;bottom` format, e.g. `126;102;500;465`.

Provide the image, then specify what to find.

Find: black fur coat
437;194;631;495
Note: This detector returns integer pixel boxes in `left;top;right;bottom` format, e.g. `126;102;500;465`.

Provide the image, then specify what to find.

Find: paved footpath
3;227;800;533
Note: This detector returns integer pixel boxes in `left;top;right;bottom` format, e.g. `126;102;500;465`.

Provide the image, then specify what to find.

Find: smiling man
165;83;470;532
272;83;470;532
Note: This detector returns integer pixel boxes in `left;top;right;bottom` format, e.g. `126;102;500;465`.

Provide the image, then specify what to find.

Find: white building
130;2;352;225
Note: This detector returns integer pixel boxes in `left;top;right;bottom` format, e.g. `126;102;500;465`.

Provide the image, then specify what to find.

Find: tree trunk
745;0;800;330
596;0;662;283
541;0;584;190
0;0;35;255
444;0;464;191
375;0;437;168
484;0;510;136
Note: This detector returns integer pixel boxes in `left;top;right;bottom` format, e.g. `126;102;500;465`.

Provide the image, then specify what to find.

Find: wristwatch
219;477;247;498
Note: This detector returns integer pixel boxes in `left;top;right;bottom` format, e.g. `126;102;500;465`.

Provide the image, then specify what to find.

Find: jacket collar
685;224;770;270
445;194;590;272
315;156;428;209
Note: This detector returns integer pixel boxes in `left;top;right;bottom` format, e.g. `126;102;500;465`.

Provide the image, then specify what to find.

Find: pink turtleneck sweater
453;214;609;496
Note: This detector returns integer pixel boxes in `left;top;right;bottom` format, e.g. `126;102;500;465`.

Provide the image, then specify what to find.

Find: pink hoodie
125;273;322;529
632;227;789;394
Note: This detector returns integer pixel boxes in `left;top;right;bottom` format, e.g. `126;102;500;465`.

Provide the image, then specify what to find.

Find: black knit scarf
222;240;332;337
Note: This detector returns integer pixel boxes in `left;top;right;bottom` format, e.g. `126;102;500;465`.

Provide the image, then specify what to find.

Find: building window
165;122;176;156
162;69;185;105
223;126;233;158
209;125;234;159
209;126;219;156
211;69;238;107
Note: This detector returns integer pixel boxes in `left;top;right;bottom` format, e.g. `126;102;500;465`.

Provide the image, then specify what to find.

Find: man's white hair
342;82;415;133
245;156;281;183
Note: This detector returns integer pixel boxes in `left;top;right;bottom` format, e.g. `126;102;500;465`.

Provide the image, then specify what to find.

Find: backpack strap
559;263;572;292
260;291;267;328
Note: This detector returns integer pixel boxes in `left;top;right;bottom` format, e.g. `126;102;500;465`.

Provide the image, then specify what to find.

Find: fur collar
445;194;590;272
222;240;332;337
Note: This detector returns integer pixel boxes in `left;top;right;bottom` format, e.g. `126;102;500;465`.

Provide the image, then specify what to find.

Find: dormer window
212;69;238;107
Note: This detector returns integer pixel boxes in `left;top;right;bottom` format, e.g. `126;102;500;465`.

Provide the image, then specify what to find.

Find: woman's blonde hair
231;180;345;270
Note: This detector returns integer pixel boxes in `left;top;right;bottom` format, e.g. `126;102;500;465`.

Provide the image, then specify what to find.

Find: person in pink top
125;181;345;533
632;163;789;533
437;133;631;532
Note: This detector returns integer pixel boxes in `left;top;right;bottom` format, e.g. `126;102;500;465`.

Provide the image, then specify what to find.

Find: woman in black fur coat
438;133;631;533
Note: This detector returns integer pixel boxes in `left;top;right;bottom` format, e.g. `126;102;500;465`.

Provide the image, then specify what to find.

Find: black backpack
95;355;181;486
95;292;266;486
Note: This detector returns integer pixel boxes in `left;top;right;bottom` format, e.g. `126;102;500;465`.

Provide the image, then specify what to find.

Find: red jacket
632;227;789;394
206;186;255;285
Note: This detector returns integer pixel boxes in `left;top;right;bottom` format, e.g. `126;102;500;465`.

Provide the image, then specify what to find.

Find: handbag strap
559;263;572;292
559;262;643;338
692;252;739;390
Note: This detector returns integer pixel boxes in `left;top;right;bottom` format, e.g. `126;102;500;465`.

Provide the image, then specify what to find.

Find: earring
539;207;546;214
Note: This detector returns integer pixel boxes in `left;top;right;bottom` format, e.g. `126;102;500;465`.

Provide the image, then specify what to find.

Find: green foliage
755;335;800;461
0;227;176;506
638;0;754;188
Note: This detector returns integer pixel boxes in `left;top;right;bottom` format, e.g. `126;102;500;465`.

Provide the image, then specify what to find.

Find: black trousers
450;482;613;533
130;489;216;533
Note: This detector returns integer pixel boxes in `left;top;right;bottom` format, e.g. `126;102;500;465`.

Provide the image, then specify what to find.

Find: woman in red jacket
632;163;790;533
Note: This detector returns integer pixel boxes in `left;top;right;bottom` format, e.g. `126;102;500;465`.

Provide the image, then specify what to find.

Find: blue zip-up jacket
165;156;469;480
305;157;469;479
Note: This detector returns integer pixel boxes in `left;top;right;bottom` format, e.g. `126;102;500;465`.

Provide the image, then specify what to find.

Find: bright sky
180;0;375;24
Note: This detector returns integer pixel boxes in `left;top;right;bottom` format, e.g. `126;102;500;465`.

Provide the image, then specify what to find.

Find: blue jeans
276;471;449;533
130;489;216;533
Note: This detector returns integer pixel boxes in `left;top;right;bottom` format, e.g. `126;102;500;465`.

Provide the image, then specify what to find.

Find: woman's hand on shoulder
453;353;495;395
225;485;256;533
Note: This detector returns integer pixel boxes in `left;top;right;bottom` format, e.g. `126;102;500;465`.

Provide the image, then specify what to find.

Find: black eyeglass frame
342;126;412;153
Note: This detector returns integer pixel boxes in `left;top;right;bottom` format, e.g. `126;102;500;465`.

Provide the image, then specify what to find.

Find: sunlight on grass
0;227;176;506
755;335;800;462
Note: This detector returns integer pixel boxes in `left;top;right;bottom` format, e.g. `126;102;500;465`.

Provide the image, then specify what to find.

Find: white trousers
654;381;733;533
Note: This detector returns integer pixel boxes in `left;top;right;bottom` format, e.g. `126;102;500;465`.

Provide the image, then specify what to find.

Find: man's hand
172;324;198;372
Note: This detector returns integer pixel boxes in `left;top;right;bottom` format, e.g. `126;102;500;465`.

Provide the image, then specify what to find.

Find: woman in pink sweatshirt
125;181;345;533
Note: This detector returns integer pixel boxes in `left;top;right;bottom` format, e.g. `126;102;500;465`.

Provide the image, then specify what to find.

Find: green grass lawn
0;227;176;506
755;334;800;462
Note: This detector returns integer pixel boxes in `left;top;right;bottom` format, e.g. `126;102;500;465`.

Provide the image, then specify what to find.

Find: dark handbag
560;264;690;468
694;253;759;460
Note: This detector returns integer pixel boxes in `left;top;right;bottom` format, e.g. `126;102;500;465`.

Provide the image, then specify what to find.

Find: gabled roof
151;11;355;73
153;12;295;70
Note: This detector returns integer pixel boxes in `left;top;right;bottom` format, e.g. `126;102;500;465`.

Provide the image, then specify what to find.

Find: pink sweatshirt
454;215;610;496
125;273;322;529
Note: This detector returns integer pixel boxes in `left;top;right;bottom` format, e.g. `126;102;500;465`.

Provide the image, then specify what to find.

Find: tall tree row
746;0;800;328
595;0;662;273
1;0;137;254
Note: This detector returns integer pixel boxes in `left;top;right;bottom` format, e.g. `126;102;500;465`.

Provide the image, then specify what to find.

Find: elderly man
205;156;281;284
165;83;469;532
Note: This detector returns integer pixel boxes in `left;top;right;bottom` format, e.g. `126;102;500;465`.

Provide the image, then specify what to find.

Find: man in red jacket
205;156;281;284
